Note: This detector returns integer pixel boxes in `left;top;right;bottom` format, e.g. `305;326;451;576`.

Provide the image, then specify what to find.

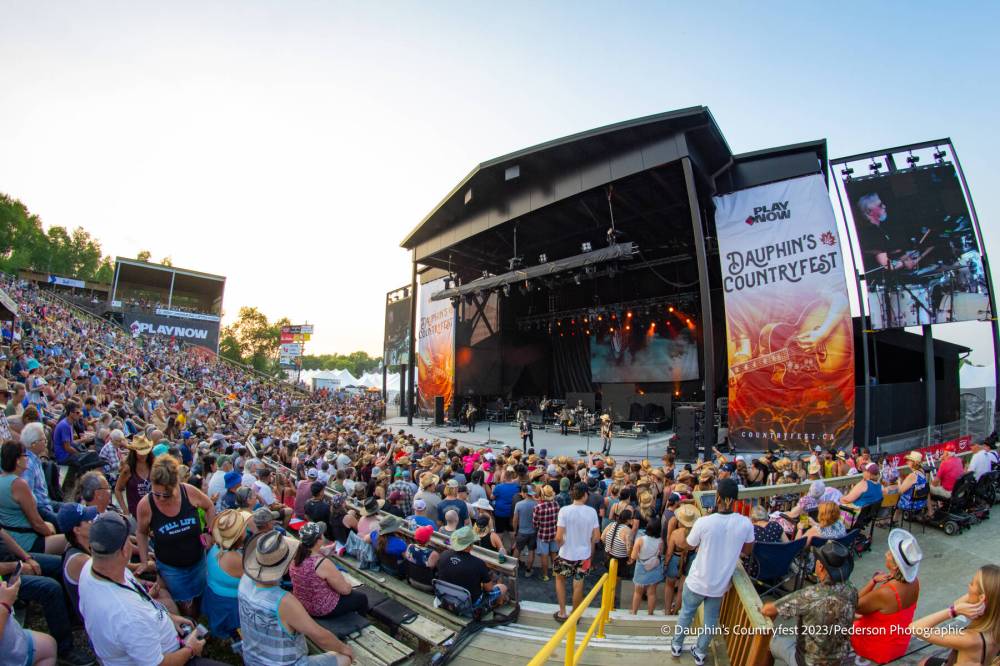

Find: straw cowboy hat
128;435;154;456
905;451;923;465
420;473;440;489
675;504;699;528
212;509;250;550
243;530;299;584
600;413;611;422
540;485;556;500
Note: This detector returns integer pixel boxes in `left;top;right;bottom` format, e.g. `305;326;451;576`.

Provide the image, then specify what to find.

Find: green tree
220;307;291;375
136;250;152;262
161;256;173;267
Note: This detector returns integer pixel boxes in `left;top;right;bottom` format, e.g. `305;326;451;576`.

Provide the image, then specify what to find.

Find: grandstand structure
108;256;226;351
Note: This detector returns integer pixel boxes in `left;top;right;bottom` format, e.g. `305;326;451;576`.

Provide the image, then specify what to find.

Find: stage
382;416;677;462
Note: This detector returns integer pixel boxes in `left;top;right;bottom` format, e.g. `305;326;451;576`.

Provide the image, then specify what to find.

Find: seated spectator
436;526;508;613
404;524;439;570
407;497;435;529
373;515;407;574
472;514;504;553
304;480;332;523
356;496;381;542
440;509;460;537
78;512;217;665
0;441;66;554
0;575;58;666
930;449;964;500
18;407;64;527
251;507;282;537
762;541;858;666
240;530;354;666
216;470;244;511
796;501;847;542
841;463;884;509
384;490;406;518
750;505;787;543
852;529;922;664
289;522;368;619
910;564;999;665
203;509;249;641
895;452;929;520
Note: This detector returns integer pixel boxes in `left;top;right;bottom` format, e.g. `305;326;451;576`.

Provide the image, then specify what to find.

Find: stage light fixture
597;314;603;321
585;328;590;335
573;273;582;285
934;148;947;163
581;242;592;252
906;153;920;166
625;324;631;331
869;160;883;173
609;326;615;332
626;311;633;318
538;253;548;264
668;306;675;313
508;256;523;270
502;284;511;297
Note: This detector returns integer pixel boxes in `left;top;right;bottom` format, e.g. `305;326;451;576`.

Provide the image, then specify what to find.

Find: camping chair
748;539;807;598
432;578;476;618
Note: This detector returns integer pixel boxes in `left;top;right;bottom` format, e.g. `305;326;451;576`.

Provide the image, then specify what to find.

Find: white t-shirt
207;470;228;498
969;450;992;481
78;560;179;666
254;480;277;505
557;503;599;562
685;511;755;598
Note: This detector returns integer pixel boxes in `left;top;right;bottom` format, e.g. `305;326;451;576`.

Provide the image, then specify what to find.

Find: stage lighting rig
581;241;592;252
869;160;883;173
840;167;854;179
508;256;523;270
934;148;947;163
573;273;582;285
906;152;920;166
502;284;511;297
538;253;548;264
606;227;623;246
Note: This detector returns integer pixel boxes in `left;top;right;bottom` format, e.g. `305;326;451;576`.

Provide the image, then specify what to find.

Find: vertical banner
417;277;454;415
713;174;855;450
383;289;412;368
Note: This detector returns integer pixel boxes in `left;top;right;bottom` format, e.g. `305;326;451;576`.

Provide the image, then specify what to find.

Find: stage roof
400;106;828;274
114;258;226;284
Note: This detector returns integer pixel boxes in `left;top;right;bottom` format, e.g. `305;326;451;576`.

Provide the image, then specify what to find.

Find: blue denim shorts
157;556;207;603
535;538;559;553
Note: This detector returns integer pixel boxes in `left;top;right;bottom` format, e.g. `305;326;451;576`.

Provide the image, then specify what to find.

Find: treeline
0;193;114;282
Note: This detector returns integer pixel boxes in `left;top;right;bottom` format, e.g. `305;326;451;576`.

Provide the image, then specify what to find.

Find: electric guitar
729;300;852;390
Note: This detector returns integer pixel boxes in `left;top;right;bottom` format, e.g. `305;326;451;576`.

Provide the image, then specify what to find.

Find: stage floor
382;416;675;462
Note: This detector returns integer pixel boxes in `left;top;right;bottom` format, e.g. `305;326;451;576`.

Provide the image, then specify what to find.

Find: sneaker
670;644;682;658
540;574;550;581
691;647;707;665
60;653;96;666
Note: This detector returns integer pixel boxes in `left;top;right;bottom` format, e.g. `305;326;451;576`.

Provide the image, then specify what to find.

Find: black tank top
149;485;204;568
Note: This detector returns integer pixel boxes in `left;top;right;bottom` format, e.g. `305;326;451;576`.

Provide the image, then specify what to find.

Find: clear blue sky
1;1;998;367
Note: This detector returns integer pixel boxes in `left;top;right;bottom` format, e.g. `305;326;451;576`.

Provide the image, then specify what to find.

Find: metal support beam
407;254;418;426
682;157;715;452
924;324;936;428
167;271;175;308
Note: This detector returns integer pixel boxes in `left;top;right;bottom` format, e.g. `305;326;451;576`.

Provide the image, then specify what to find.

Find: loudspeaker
434;396;445;426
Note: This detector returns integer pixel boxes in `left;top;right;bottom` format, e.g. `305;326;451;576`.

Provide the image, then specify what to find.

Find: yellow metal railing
526;558;618;666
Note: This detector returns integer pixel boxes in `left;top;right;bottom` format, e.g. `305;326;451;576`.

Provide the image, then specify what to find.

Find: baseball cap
152;443;170;458
413;525;433;544
866;463;880;475
90;512;130;554
413;498;427;512
57;503;99;534
306;468;318;479
253;507;279;527
224;471;242;489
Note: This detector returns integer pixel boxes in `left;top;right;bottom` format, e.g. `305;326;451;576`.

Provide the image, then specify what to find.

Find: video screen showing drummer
847;163;989;329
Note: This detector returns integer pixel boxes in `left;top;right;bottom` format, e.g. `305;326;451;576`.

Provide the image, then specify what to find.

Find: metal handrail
526;558;618;666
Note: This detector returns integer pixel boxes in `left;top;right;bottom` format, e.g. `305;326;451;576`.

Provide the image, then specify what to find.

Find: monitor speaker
434;396;445;426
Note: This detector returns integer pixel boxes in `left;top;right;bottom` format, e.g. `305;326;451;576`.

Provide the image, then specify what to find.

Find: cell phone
7;561;22;585
194;624;209;640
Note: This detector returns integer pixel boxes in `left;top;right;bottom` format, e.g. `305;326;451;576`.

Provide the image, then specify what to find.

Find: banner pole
948;143;1000;428
831;168;873;448
407;253;418;426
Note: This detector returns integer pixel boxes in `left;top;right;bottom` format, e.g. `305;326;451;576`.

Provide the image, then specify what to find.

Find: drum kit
871;218;990;328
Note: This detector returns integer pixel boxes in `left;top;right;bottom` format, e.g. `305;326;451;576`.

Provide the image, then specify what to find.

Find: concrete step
516;600;678;636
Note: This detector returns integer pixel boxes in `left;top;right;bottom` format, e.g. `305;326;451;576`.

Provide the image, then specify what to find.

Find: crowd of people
0;271;998;666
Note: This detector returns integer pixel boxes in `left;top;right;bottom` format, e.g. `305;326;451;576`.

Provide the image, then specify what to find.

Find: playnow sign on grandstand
884;435;974;468
123;311;220;352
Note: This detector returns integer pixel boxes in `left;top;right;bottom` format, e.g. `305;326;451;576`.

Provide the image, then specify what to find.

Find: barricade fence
875;402;994;456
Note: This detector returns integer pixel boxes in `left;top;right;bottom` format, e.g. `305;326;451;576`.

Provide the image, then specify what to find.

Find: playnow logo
745;201;790;225
131;321;209;339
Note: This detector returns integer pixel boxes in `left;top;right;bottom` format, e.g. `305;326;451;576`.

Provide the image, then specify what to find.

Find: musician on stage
465;402;477;433
519;418;534;453
599;413;613;455
856;192;923;272
558;406;571;436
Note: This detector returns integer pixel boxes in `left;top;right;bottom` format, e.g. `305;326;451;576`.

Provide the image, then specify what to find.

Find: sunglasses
150;490;173;499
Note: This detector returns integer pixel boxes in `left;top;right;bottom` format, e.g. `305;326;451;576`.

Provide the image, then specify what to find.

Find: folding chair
902;485;931;535
748;539;807;598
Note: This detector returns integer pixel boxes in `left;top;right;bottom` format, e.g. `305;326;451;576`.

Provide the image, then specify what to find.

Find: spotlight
481;270;489;279
934;148;947;163
906;153;920;166
538;253;548;264
626;311;633;319
502;284;511;297
581;242;592;252
609;326;615;333
573;273;582;285
597;315;603;322
625;325;631;331
840;167;854;179
585;329;591;335
869;161;883;173
508;256;523;270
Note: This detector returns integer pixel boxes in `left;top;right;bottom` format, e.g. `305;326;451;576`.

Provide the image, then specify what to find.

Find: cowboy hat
212;509;250;550
813;541;854;583
376;515;402;536
887;528;923;582
359;496;381;517
905;451;923;465
600;413;611;422
243;530;299;583
540;485;555;500
420;473;440;489
471;498;493;512
128;435;154;455
675;503;699;528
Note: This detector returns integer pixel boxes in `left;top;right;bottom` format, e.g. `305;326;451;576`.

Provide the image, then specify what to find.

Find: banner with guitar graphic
713;174;855;450
417;276;455;416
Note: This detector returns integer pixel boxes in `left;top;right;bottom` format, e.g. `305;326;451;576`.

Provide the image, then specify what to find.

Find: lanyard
91;568;157;607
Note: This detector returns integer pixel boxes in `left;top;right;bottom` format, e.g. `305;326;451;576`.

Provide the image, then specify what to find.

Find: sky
2;1;999;369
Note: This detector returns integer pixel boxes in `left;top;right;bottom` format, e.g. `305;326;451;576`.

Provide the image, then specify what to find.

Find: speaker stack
434;396;445;426
673;404;705;459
